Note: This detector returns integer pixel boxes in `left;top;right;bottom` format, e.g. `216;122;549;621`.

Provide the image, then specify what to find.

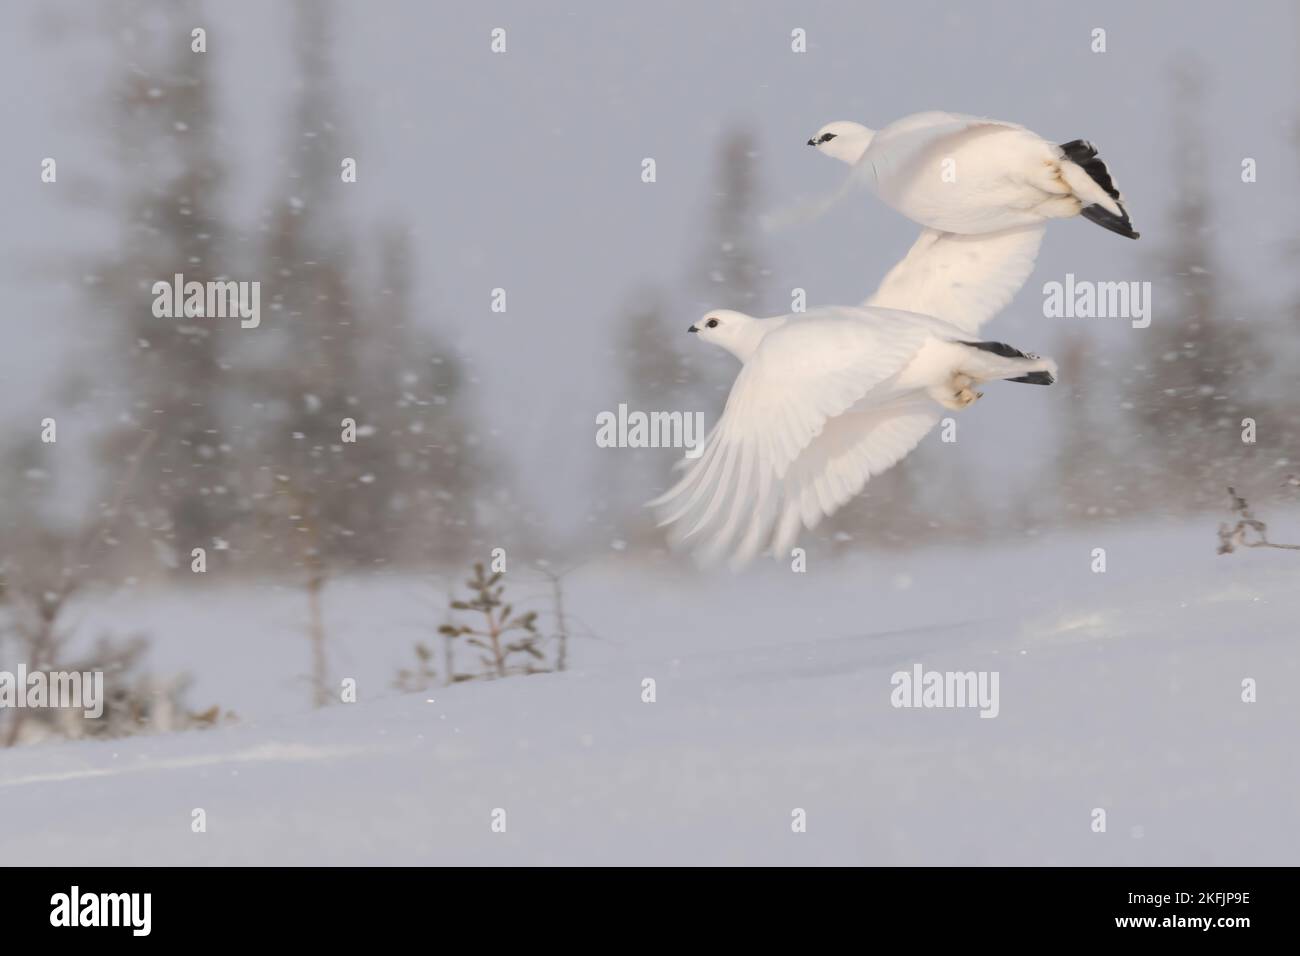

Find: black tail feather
960;339;1032;360
960;340;1055;386
1060;139;1140;240
1007;371;1055;386
1080;203;1140;240
1060;139;1119;200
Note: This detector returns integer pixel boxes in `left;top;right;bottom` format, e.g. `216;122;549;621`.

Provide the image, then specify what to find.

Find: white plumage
807;110;1139;239
649;308;1056;568
792;112;1139;337
864;224;1045;335
648;110;1137;566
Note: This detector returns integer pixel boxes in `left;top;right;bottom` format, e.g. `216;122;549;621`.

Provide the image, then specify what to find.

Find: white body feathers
813;110;1131;234
649;308;1055;568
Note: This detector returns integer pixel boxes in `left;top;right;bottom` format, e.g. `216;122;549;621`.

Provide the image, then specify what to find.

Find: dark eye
819;133;837;144
706;318;719;328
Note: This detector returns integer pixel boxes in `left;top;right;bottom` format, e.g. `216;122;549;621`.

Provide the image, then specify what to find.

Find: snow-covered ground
1;517;1297;865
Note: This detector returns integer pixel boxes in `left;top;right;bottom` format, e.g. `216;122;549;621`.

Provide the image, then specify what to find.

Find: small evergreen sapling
438;563;545;679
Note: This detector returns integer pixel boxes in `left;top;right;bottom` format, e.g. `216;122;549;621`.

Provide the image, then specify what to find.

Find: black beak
687;325;698;333
806;138;816;146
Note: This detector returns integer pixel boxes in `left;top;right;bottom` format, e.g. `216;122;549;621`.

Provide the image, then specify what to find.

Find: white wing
853;112;1049;335
647;309;939;568
768;396;941;560
852;111;1023;185
877;110;1022;141
864;224;1045;336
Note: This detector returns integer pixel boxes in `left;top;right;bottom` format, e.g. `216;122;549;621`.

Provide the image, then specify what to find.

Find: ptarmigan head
806;121;875;164
687;310;769;363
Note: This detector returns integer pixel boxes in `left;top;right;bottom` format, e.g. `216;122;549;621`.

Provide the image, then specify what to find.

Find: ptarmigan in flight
807;110;1139;239
648;307;1056;568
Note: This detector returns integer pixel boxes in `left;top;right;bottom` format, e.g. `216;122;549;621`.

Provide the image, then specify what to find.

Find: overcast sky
2;0;1296;533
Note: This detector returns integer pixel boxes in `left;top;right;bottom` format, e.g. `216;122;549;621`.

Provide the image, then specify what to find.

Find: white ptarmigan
806;111;1139;239
648;307;1056;568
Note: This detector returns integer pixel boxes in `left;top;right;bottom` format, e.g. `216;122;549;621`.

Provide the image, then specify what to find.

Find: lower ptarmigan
807;111;1139;239
648;307;1056;568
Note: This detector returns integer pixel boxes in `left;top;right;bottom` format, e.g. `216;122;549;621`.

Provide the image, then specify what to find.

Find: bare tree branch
1216;486;1300;554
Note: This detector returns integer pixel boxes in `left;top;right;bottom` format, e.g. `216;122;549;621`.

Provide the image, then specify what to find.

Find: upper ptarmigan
807;111;1139;239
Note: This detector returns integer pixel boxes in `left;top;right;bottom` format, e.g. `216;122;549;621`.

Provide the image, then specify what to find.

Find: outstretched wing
647;310;935;568
864;224;1045;336
767;396;942;560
